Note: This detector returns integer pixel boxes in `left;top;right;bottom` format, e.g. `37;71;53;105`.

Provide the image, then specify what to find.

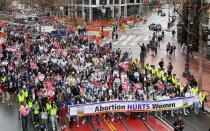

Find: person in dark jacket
173;116;184;131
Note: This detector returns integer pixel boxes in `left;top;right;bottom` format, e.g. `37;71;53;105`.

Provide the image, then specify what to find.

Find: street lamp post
183;6;191;77
137;44;145;70
101;5;106;38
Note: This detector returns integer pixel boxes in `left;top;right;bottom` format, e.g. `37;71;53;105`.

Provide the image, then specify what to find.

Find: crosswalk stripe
121;36;133;45
113;35;126;44
130;36;142;45
143;36;149;41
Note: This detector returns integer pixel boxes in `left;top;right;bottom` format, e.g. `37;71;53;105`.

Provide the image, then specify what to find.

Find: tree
173;0;209;89
0;0;12;12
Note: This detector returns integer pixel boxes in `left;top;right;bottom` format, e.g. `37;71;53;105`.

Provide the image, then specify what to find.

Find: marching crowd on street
0;9;208;131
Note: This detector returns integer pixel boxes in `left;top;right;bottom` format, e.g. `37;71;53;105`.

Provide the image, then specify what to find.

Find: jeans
21;115;28;131
194;102;199;113
29;110;34;121
51;115;57;129
202;103;205;112
34;114;39;124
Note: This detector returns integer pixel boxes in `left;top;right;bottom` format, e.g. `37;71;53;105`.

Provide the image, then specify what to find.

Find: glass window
136;0;140;3
121;0;125;4
91;0;96;5
127;0;134;3
100;0;107;5
110;0;113;4
114;0;119;4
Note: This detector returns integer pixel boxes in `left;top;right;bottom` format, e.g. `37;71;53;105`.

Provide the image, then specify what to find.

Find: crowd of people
0;9;208;131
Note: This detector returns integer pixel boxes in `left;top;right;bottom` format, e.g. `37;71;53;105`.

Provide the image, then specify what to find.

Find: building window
100;0;107;5
127;0;134;3
91;0;96;5
114;0;119;4
121;0;125;4
110;0;113;4
136;0;140;3
84;0;89;4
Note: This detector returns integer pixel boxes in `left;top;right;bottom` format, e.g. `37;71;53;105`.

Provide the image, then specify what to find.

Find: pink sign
55;75;61;81
80;88;85;96
47;88;54;97
30;61;37;69
8;66;13;71
134;83;142;91
158;84;165;91
14;61;19;66
122;82;129;91
37;74;45;81
121;63;128;71
19;106;30;117
16;51;21;56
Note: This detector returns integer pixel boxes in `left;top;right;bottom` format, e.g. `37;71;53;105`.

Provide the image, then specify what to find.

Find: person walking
173;116;184;131
7;83;15;106
20;101;30;131
193;92;200;114
199;90;207;114
50;103;58;131
33;100;40;127
115;33;118;41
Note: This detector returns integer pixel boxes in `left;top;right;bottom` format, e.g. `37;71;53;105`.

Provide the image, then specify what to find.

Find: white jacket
193;94;201;103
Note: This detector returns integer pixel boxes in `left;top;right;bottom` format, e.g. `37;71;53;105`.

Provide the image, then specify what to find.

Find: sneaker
11;103;13;105
171;114;174;117
203;112;206;114
195;112;198;114
8;104;10;106
53;128;55;131
111;118;114;121
164;115;166;117
2;101;4;104
137;115;140;118
77;125;79;128
187;110;189;114
142;118;145;120
35;125;37;128
64;125;66;128
61;126;64;129
184;113;188;116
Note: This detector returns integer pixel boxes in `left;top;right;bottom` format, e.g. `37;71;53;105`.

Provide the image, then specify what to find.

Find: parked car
149;23;162;31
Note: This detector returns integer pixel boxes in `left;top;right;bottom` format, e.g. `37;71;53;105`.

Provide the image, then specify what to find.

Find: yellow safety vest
156;70;161;77
145;65;150;70
172;77;177;84
192;87;198;95
46;103;52;111
162;74;167;81
34;108;39;114
51;107;57;116
152;69;156;75
28;100;33;108
18;94;25;102
199;92;206;102
22;90;28;98
1;76;7;83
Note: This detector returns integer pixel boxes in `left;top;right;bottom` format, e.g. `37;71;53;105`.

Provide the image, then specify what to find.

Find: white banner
69;97;194;116
41;26;54;33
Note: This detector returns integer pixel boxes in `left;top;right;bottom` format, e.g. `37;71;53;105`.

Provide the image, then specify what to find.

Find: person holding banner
19;101;30;131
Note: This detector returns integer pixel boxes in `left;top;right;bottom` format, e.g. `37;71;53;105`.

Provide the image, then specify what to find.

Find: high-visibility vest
162;74;167;81
192;87;198;95
18;94;25;102
22;90;28;98
46;103;52;111
34;107;39;114
28;100;33;108
172;77;177;84
156;70;161;77
51;107;57;116
145;65;150;70
152;69;156;75
1;76;7;83
199;92;206;102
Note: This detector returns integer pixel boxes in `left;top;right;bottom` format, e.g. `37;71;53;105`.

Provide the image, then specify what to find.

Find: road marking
113;35;126;44
102;115;116;131
121;36;133;45
130;36;142;45
143;36;149;41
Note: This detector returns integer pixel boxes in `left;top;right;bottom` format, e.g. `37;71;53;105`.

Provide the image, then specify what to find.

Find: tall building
63;0;149;21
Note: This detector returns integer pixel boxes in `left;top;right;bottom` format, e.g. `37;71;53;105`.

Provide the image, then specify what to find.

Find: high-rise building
63;0;150;20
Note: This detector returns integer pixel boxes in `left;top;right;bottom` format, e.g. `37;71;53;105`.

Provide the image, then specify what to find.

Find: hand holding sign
37;74;45;81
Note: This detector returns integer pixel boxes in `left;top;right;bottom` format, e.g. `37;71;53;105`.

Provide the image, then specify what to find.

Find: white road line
121;36;133;45
143;36;149;41
113;35;126;44
130;36;142;45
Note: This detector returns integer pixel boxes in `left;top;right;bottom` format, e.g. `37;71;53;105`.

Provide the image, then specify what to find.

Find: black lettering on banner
95;104;126;112
152;103;176;109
